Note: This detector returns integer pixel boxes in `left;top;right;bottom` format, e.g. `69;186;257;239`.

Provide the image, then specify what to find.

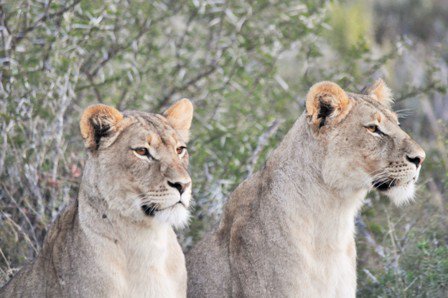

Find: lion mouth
141;204;159;216
141;201;185;216
372;179;397;191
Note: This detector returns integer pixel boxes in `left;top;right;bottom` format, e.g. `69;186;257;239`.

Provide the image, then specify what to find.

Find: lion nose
168;181;190;195
406;153;425;168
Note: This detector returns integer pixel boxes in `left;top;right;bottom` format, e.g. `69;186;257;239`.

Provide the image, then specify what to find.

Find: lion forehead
121;111;181;146
347;93;399;126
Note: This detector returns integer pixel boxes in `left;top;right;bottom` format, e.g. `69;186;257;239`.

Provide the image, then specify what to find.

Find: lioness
187;80;425;297
1;99;194;297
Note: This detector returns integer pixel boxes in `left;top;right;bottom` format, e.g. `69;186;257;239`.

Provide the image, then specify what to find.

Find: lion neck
260;113;366;248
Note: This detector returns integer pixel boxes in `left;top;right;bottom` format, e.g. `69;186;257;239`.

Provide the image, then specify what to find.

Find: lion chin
155;204;190;229
383;182;416;206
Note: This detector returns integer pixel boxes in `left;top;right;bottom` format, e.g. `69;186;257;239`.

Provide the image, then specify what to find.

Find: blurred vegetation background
0;0;447;296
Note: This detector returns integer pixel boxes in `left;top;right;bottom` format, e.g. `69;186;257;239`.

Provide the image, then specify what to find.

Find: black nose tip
406;155;422;168
168;181;188;194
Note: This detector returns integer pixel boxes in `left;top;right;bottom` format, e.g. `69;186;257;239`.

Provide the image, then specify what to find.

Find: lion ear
80;104;123;151
306;81;352;130
361;79;393;107
164;98;193;142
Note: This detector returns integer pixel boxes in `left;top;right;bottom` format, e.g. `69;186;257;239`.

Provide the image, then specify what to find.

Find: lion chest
290;243;357;297
124;230;185;297
90;224;186;298
127;266;180;298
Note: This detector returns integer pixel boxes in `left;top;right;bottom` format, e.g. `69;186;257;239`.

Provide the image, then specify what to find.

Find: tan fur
187;81;425;297
1;100;194;297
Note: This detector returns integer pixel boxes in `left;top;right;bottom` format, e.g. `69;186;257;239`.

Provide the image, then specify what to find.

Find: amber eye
366;124;385;136
176;146;187;155
367;124;378;133
134;148;149;156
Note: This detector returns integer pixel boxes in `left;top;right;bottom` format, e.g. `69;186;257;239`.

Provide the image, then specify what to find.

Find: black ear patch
90;118;111;150
317;98;334;128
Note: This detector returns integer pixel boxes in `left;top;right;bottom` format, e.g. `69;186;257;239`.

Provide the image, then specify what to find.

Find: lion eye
366;124;385;136
134;147;149;156
135;148;148;156
367;125;378;133
176;146;187;156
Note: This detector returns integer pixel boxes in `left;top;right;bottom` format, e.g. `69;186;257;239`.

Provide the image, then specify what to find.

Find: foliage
0;0;447;295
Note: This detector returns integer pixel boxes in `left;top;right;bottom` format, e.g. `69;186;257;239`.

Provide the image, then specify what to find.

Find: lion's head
306;80;425;205
79;99;193;228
